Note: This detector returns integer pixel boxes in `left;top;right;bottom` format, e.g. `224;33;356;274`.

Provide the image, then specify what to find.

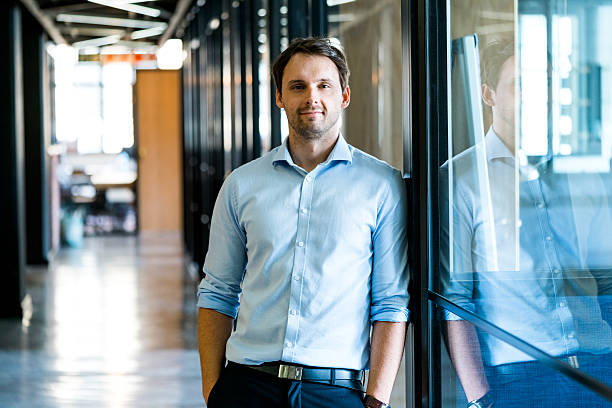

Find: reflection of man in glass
441;39;612;407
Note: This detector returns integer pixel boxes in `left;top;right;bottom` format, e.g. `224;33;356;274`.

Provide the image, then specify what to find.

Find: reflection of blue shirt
441;128;612;366
197;135;410;370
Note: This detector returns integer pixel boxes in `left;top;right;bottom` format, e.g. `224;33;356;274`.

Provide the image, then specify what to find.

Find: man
197;37;410;408
441;39;612;407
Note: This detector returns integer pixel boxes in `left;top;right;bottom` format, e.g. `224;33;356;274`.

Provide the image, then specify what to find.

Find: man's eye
320;84;331;88
291;85;304;90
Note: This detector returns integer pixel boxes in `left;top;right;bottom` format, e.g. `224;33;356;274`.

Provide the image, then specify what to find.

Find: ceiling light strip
87;0;161;18
131;26;165;40
57;14;167;29
72;34;121;48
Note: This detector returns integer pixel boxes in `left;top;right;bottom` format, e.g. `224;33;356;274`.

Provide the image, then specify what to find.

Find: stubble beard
289;110;340;142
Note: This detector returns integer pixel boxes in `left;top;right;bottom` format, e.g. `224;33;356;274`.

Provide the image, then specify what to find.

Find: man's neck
287;131;339;173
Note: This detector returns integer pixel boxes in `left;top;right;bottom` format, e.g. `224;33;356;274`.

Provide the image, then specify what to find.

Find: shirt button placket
285;173;314;360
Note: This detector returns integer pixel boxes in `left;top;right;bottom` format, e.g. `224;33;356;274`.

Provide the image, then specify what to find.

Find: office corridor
0;233;202;407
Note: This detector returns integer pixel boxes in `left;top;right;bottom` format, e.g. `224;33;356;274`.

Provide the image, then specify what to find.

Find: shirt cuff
370;307;410;323
197;291;240;319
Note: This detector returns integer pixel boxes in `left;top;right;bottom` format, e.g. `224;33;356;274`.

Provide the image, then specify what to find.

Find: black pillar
250;0;261;158
311;0;328;37
269;0;282;148
288;0;309;39
0;1;26;318
22;7;50;266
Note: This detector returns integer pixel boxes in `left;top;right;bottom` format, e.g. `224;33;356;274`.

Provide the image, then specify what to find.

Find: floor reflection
0;232;201;407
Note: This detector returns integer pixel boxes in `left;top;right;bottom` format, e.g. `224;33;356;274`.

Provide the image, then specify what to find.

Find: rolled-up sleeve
439;165;476;321
370;170;410;323
197;174;247;318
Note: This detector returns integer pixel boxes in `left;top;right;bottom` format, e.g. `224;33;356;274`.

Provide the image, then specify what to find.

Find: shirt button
286;341;293;348
289;309;297;316
537;202;545;208
553;268;561;274
305;176;311;182
300;208;307;214
297;241;304;247
546;236;552;241
559;302;566;307
568;333;575;339
294;275;301;281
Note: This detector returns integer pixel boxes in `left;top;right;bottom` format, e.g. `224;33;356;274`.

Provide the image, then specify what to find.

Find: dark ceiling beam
158;0;191;46
38;3;100;14
19;0;67;44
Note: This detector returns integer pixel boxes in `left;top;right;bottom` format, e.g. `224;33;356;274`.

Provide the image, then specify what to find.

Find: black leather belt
487;352;612;380
228;361;365;392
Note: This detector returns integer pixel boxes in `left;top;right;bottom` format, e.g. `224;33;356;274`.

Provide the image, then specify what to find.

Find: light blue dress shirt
440;128;612;366
197;135;410;370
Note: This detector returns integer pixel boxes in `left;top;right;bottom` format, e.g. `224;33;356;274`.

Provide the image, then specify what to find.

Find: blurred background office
4;0;612;407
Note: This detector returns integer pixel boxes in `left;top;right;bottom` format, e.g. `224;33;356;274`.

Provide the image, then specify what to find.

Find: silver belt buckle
567;355;580;369
278;365;303;380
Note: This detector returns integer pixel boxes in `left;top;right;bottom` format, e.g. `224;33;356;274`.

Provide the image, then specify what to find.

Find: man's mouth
299;110;324;117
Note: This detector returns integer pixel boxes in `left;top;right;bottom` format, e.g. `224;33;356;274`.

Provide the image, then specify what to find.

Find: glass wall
434;0;612;406
328;0;403;170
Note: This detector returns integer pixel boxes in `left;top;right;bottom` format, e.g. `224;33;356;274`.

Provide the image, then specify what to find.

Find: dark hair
480;38;514;90
272;37;350;95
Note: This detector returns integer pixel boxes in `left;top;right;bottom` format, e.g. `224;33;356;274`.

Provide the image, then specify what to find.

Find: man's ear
482;84;496;108
341;86;350;109
275;89;284;109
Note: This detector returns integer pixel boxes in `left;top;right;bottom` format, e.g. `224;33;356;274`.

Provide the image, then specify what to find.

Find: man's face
483;56;515;133
276;53;350;141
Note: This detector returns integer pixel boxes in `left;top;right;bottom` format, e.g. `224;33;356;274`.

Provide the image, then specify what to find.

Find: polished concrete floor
0;232;202;407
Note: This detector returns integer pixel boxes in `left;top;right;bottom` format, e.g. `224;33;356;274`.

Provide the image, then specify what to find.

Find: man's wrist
466;392;494;408
363;394;390;408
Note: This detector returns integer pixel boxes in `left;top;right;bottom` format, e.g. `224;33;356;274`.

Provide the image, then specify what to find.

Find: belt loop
331;368;336;385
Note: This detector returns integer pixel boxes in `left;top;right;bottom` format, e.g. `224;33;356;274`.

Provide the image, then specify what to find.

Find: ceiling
32;0;182;48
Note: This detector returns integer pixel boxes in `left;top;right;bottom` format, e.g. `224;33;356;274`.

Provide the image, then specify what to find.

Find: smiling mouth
300;111;324;116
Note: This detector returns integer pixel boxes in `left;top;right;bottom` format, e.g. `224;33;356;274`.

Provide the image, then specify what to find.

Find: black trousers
207;362;365;408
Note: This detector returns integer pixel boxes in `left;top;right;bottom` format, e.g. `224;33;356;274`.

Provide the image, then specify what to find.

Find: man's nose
305;86;320;105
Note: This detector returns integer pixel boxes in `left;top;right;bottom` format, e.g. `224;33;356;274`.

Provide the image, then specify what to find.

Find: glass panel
327;0;403;170
437;0;612;405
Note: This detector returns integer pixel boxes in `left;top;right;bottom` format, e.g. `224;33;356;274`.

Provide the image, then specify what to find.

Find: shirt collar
485;127;513;161
485;127;546;180
272;134;353;167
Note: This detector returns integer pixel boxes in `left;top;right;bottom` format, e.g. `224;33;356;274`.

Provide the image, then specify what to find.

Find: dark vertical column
0;2;25;318
197;7;211;270
230;0;243;169
240;0;254;163
310;0;328;37
407;0;429;405
191;15;204;270
250;0;261;158
22;7;49;265
269;0;282;148
181;31;194;257
209;0;224;194
288;0;309;39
